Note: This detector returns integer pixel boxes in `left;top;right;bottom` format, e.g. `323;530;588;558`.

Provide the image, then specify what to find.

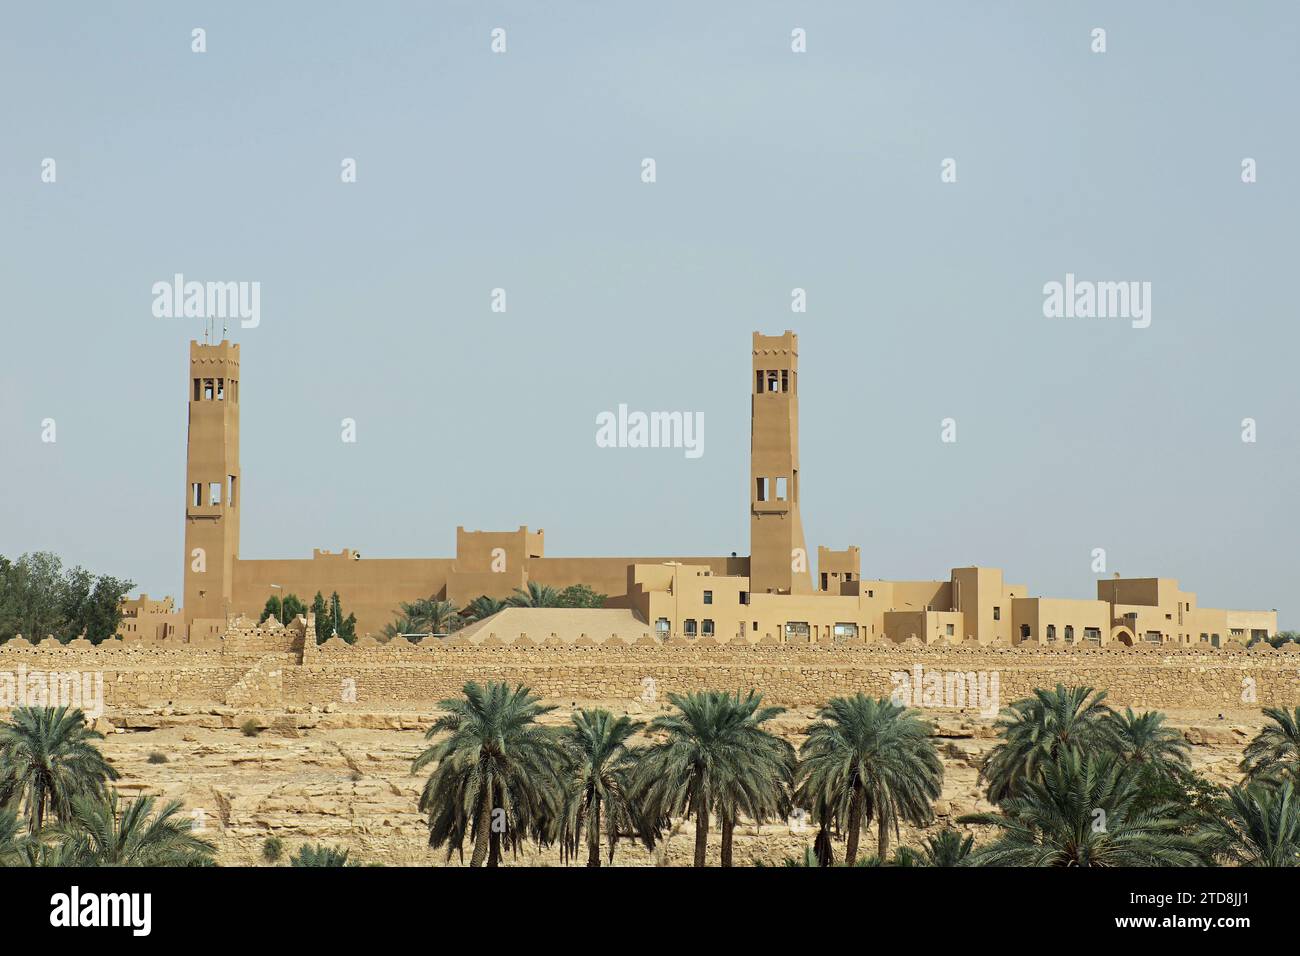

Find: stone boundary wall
1;635;1296;712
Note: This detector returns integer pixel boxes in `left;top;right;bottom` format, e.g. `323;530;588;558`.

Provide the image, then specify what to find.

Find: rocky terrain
90;701;1268;867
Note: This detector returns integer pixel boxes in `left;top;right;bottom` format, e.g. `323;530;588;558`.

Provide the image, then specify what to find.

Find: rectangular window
203;379;214;400
756;477;767;502
193;378;201;401
228;475;237;508
833;623;857;640
945;623;954;636
775;477;788;500
703;590;713;605
756;370;764;394
739;591;749;605
784;621;810;639
191;483;202;507
993;606;1001;621
781;370;789;392
216;378;225;400
766;370;779;392
702;619;714;636
209;482;222;506
821;573;828;591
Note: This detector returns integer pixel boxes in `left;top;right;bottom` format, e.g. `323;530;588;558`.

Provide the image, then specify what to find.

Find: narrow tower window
755;477;767;502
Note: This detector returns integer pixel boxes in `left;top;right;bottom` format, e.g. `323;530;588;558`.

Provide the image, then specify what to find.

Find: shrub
146;752;169;764
240;719;260;737
262;836;283;863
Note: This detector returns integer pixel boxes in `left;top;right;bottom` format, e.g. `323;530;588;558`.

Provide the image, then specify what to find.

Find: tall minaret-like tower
182;340;241;637
750;331;811;594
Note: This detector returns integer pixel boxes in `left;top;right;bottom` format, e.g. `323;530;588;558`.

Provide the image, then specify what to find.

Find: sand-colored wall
2;635;1296;713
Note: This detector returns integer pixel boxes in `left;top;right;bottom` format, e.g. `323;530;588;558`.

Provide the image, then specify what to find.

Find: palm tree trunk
877;813;889;861
587;798;602;867
693;795;710;867
720;813;734;868
469;787;492;867
814;821;833;867
845;789;863;865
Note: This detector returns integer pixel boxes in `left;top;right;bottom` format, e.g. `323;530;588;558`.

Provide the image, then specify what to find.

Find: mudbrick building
120;331;1275;651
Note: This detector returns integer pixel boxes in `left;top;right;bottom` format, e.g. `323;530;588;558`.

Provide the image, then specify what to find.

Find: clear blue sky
2;2;1296;625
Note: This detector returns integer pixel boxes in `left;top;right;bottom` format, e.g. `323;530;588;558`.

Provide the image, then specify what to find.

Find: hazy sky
2;3;1296;626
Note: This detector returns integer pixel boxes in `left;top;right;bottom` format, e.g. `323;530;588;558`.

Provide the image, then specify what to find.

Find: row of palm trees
0;706;215;865
382;582;606;640
2;687;1297;867
412;682;1300;867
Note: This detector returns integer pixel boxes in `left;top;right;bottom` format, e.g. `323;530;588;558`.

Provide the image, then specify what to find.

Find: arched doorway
1110;626;1135;647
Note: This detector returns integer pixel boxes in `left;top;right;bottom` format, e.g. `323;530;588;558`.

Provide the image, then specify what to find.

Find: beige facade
146;331;1274;648
115;594;182;642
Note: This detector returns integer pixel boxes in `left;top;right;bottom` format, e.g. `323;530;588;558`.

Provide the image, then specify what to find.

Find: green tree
0;706;119;834
412;682;566;867
960;750;1206;866
0;552;133;644
634;690;792;867
0;808;27;865
463;595;509;623
291;843;353;866
796;694;942;864
1108;708;1191;779
326;591;356;643
508;582;563;608
912;828;975;866
383;597;461;640
559;709;649;867
1241;707;1300;786
557;584;607;609
259;592;306;625
53;792;216;866
981;684;1117;803
1199;780;1300;867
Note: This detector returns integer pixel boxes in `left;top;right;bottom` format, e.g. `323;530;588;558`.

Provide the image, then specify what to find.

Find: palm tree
508;582;562;608
413;681;566;867
0;706;119;834
981;684;1116;804
1199;780;1300;867
1241;707;1300;786
1108;708;1190;777
0;808;27;865
559;709;649;866
796;694;942;864
960;750;1206;866
382;597;462;639
291;843;353;866
463;595;509;624
914;827;975;866
634;690;792;867
714;705;795;867
53;792;216;866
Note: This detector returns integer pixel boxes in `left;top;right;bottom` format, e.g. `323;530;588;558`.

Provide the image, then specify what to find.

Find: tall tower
750;331;811;594
183;340;241;636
